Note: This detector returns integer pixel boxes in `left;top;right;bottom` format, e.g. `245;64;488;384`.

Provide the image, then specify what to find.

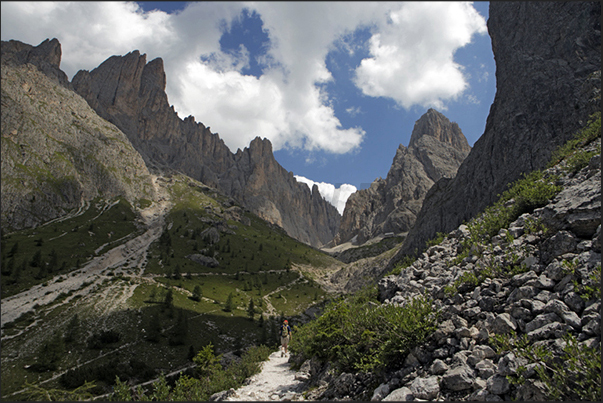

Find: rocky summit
334;109;470;246
71;51;340;247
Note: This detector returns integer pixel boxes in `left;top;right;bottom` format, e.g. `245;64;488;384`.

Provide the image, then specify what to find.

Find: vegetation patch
289;286;437;374
490;331;601;401
109;343;273;401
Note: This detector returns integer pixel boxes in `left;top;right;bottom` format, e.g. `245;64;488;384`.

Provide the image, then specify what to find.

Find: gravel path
226;351;306;401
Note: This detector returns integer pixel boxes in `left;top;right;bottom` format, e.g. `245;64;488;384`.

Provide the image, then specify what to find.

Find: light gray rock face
398;1;601;257
71;50;339;247
1;40;155;231
335;109;470;246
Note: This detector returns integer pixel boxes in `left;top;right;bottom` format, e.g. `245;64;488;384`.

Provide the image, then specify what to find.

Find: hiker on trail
280;319;292;357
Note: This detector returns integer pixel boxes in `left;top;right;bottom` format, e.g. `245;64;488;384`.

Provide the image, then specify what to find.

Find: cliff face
335;109;470;245
71;51;340;247
398;1;601;257
1;39;155;231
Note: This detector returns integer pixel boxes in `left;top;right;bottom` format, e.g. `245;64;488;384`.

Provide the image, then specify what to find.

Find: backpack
280;323;289;337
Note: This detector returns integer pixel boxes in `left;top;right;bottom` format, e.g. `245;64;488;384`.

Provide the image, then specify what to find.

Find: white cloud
294;175;357;215
346;106;362;117
354;2;487;109
1;1;486;155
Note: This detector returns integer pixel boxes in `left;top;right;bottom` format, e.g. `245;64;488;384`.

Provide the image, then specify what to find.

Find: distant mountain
333;109;470;246
396;1;601;258
70;50;340;247
1;39;155;231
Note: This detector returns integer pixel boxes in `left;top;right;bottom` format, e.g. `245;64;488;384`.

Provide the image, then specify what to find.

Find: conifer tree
146;312;161;343
224;292;234;312
247;298;255;321
63;314;80;344
192;285;202;302
164;288;174;308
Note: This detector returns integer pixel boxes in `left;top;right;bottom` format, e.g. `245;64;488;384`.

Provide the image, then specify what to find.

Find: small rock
490;313;517;334
410;376;440;400
371;383;390;401
475;359;496;379
383;387;413;401
430;359;448;375
441;364;475;391
486;374;510;395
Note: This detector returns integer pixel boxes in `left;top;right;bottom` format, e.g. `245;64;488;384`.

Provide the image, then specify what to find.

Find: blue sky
1;2;495;213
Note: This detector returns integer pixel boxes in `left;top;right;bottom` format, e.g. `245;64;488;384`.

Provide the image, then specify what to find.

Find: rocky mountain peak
333;109;471;246
408;108;470;153
1;38;69;87
141;57;166;92
248;136;274;160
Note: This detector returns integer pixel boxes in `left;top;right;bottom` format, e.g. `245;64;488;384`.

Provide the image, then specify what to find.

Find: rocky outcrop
1;38;70;88
298;135;601;401
398;2;601;257
71;50;340;247
1;42;155;231
334;109;470;246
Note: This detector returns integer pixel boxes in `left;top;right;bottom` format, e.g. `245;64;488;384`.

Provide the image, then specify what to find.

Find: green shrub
290;287;437;373
426;232;447;247
490;332;601;401
109;344;272;401
548;112;601;168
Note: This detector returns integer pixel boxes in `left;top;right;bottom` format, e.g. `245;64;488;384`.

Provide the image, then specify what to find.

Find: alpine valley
1;2;601;402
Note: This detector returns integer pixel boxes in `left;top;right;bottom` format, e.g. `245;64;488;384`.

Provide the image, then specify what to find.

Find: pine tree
2;257;14;276
169;309;188;346
146;312;161;343
164;288;174;308
8;242;19;258
63;314;80;344
187;345;196;361
47;249;58;273
224;293;234;312
192;285;202;302
247;298;255;321
30;250;42;267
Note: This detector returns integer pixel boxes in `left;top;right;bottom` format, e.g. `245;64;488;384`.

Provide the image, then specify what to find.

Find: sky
1;1;496;214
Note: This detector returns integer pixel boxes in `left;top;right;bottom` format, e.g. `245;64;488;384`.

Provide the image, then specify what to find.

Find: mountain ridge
70;48;341;247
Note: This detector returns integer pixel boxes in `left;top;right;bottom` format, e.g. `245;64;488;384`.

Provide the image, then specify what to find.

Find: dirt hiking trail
225;351;306;401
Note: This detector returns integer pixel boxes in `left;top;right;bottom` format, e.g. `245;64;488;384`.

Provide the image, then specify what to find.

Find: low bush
289;286;437;373
110;343;273;401
490;331;601;401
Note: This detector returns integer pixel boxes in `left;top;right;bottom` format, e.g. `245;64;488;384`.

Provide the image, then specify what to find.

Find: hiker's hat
284;320;288;323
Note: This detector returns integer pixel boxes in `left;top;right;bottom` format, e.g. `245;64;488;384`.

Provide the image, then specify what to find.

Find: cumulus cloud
294;176;357;215
0;1;486;154
354;2;487;109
